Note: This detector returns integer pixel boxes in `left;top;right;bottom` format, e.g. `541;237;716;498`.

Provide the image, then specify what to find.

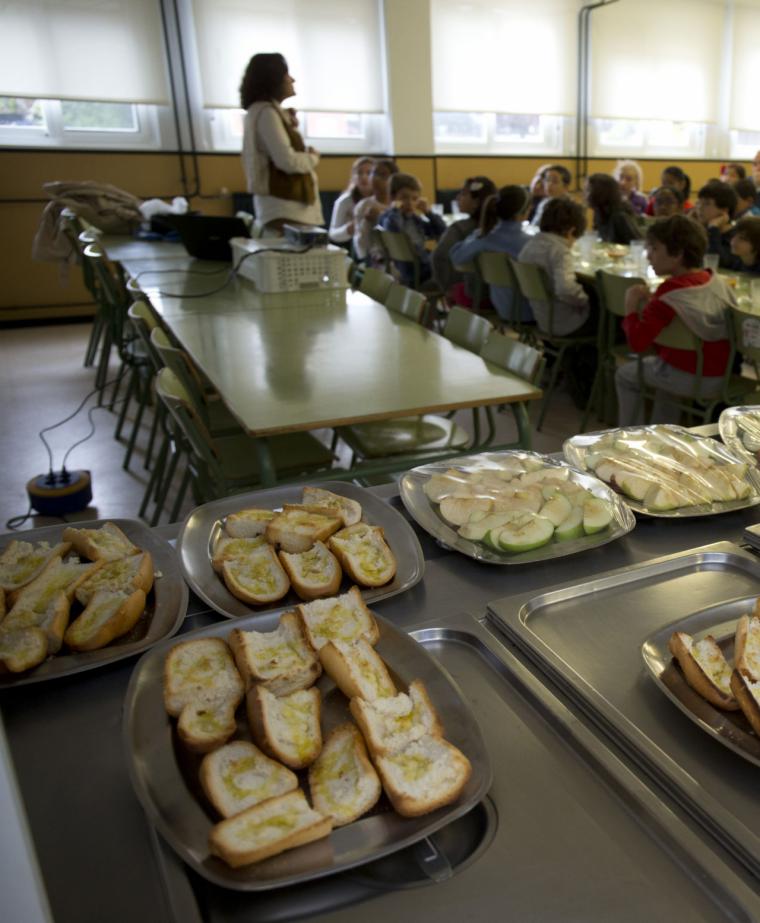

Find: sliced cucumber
540;493;573;527
554;506;584;541
583;497;614;534
496;513;555;553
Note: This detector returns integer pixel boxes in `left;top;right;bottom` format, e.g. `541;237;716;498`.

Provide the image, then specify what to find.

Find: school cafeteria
4;2;760;922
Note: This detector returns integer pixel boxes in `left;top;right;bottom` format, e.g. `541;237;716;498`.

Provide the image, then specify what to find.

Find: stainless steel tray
141;610;760;921
564;424;760;517
720;406;760;466
0;518;188;688
642;598;760;768
399;450;635;565
123;608;491;892
177;482;424;619
486;541;760;878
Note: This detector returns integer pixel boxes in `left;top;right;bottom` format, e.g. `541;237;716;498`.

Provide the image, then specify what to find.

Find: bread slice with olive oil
61;521;139;562
266;506;343;554
350;680;442;756
296;586;379;652
211;535;267;574
199;740;298;819
208;788;332;869
278;541;342;601
74;551;153;606
318;637;396;701
0;540;71;594
308;723;381;826
228;610;322;695
669;631;739;710
64;588;146;652
246;685;322;770
327;523;396;588
224;508;276;538
301;487;362;527
221;543;290;605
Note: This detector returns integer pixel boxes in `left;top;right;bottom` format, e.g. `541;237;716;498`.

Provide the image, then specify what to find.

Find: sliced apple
540;493;573;527
457;512;521;542
496;513;555;553
439;495;493;526
583;497;614;534
615;471;652;501
555;506;584;541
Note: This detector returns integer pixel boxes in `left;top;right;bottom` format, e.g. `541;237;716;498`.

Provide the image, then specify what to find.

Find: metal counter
4;493;760;922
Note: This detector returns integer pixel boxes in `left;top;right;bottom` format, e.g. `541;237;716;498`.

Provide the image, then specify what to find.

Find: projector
283;224;329;247
231;237;348;293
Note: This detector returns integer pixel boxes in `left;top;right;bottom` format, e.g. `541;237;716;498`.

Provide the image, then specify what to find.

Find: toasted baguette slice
229;611;321;695
266;507;342;553
64;588;146;652
373;735;472;817
730;669;760;737
301;487;362;527
247;685;322;769
297;586;379;651
308;723;381;826
278;541;342;602
62;522;139;562
221;544;290;605
319;638;395;701
327;523;396;588
350;680;442;756
211;536;267;574
177;702;240;754
209;789;332;869
74;552;153;606
224;508;276;538
734;613;760;681
0;626;49;672
669;631;739;710
200;740;298;818
0;540;71;593
163;637;245;717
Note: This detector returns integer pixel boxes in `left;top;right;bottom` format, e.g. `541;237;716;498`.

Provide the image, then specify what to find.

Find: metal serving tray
123;608;491;892
487;541;760;878
0;518;187;689
177;482;424;620
141;610;760;922
565;424;760;517
399;451;635;565
720;406;760;466
642;599;760;768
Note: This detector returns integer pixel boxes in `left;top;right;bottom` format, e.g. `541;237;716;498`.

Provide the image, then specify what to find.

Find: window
590;118;707;158
731;130;760;160
434;112;566;154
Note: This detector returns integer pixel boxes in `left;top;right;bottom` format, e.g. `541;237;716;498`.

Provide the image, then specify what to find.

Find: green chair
478;329;545;451
449;257;485;315
477;252;532;336
376;228;423;288
385;284;426;323
357;267;395;303
720;305;760;407
59;209;104;367
155;368;337;509
510;259;597;431
579;270;643;432
442;305;493;353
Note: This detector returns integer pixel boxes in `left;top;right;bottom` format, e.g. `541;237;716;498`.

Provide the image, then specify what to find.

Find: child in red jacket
616;215;736;425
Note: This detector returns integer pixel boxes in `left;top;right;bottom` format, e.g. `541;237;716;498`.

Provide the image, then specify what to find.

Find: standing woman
240;53;323;234
329;157;374;244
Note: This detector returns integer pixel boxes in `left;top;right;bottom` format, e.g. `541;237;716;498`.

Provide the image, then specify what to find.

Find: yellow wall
0;148;739;321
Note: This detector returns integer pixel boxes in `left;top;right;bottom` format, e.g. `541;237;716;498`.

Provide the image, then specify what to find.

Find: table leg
253;438;278;487
511;402;531;450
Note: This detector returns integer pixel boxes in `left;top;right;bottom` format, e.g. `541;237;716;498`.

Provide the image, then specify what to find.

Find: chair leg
114;367;136;441
139;434;168;521
579;359;606;433
169;465;192;523
122;375;149;471
84;314;104;367
95;326;113;406
144;402;161;471
109;360;127;411
536;346;567;432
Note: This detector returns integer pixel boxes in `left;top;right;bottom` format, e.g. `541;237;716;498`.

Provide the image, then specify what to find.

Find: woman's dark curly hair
240;53;288;109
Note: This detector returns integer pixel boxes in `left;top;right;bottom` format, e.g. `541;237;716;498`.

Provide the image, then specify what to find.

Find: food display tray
398;451;635;566
642;599;760;769
123;608;491;892
486;542;760;879
719;406;760;466
0;518;187;689
177;482;424;620
564;424;760;517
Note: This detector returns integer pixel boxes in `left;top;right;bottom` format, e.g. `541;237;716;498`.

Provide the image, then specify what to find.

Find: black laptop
164;214;250;261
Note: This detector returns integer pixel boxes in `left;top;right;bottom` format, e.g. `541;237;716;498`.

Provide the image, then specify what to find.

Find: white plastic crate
231;237;348;293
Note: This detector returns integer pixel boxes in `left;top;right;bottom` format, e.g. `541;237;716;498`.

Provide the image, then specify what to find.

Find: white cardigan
241;101;323;228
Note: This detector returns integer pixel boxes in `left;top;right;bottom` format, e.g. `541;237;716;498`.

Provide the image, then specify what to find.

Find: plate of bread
177;482;424;619
0;518;187;686
123;588;490;890
400;450;634;565
642;596;760;767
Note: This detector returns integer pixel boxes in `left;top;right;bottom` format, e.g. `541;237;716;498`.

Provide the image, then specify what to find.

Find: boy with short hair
695;180;738;267
377;173;445;287
615;215;735;426
733;178;760;220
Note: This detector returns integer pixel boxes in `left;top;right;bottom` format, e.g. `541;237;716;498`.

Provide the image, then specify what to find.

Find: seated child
651;185;685;218
530;165;572;226
729;216;760;274
615;215;735;426
645;166;693;214
695;181;738;267
449;184;533;323
378;173;446;287
353;158;399;263
733;178;760;220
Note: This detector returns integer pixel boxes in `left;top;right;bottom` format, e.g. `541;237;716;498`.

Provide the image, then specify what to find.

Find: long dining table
101;236;542;485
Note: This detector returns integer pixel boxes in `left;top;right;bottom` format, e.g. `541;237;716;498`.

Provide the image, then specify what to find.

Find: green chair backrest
127;302;163;373
385;284;426;322
480;329;545;384
731;306;760;364
83;243;131;348
510;259;562;336
443;305;493;353
595;270;645;318
478;252;530;325
150;326;210;424
358;267;395;303
378;228;416;262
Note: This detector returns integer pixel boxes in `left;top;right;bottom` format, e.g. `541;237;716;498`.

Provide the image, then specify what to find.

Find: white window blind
430;0;578;115
191;0;384;112
730;1;760;132
589;0;724;123
0;0;170;105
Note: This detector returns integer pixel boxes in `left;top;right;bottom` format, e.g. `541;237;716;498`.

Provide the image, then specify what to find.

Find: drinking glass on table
703;253;720;272
629;240;647;275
